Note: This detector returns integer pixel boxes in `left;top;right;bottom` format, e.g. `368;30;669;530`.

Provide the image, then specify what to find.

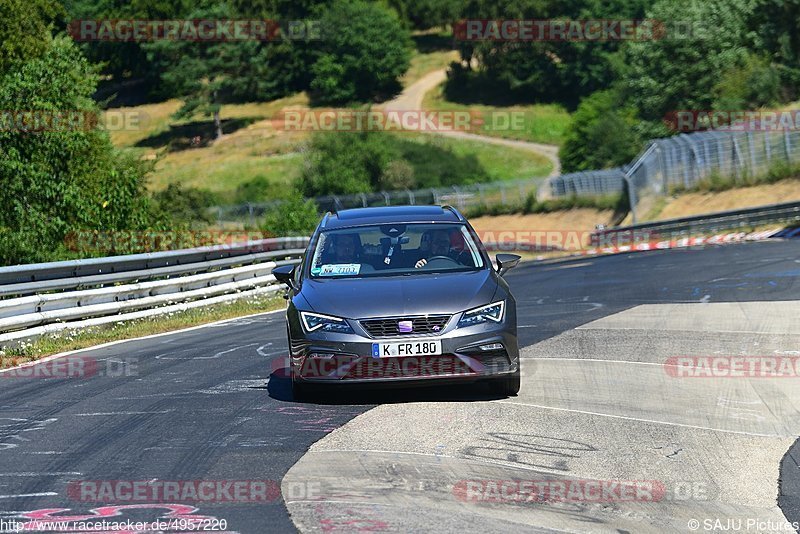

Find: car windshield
308;223;485;278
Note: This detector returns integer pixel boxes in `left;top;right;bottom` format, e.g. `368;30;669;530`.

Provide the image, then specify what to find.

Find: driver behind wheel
414;230;454;269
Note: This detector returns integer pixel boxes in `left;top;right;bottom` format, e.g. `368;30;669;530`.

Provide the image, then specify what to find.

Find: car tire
491;369;521;397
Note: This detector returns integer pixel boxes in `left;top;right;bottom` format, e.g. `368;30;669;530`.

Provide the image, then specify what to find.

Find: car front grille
359;315;451;338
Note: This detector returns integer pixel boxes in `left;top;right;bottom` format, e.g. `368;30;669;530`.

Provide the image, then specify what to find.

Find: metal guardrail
0;237;309;287
591;200;800;244
0;237;310;345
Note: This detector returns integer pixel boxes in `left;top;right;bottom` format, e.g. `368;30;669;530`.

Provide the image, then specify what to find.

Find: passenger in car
322;233;362;264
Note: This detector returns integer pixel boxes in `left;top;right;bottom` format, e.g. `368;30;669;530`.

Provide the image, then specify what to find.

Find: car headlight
457;301;505;328
300;312;354;334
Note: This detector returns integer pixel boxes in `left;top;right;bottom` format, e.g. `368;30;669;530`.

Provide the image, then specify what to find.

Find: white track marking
498;401;781;437
0;492;58;499
72;411;174;416
303;449;578;477
0;471;83;477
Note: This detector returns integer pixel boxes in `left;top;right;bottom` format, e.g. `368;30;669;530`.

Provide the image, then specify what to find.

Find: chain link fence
214;129;800;227
214;177;548;226
624;130;800;222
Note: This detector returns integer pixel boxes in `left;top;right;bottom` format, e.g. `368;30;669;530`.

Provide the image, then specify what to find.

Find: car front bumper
290;325;519;385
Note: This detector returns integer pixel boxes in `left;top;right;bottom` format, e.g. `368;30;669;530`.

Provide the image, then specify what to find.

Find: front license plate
372;340;442;358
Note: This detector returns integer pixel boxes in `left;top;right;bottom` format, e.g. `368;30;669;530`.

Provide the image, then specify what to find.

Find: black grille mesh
360;316;450;337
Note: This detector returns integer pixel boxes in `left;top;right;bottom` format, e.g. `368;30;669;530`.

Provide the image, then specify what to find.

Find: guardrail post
747;131;757;176
623;174;637;224
785;130;792;159
450;186;461;210
765;132;772;166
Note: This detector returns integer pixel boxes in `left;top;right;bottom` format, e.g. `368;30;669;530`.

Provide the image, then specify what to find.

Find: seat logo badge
432;325;441;332
398;320;413;333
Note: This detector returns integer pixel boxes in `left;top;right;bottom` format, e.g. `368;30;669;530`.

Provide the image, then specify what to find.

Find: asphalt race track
1;239;799;533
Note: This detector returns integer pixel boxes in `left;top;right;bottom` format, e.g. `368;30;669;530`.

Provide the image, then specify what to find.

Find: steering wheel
422;255;459;267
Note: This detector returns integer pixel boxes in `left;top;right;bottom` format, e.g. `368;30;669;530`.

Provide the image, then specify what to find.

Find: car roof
321;205;464;230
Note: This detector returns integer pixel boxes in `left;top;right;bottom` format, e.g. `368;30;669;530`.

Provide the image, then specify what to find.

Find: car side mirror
272;264;296;289
496;253;521;276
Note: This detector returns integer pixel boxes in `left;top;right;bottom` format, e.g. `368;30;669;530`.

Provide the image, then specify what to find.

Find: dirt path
383;69;562;177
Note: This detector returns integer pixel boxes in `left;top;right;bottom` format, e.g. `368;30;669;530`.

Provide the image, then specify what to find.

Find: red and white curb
581;228;784;256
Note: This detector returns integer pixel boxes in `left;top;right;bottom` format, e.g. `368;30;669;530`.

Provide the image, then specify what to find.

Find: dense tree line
66;0;412;116
4;0;799;261
564;0;800;171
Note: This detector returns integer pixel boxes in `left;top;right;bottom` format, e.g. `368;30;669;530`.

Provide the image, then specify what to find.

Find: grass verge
465;191;626;218
670;163;800;194
0;294;285;368
422;82;571;146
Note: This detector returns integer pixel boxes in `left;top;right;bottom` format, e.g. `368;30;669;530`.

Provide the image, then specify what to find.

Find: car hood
300;270;498;319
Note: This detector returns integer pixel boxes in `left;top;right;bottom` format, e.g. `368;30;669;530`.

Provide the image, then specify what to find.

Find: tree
0;0;63;74
0;36;153;264
261;191;320;237
445;0;651;108
388;0;465;30
309;0;413;104
559;89;645;172
619;0;753;122
300;131;398;196
64;0;194;101
143;4;264;139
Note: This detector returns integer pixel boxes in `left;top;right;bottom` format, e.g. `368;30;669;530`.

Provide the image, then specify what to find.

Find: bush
0;36;154;265
560;90;645;173
261;192;320;237
300;131;397;196
309;0;412;104
235;175;275;203
151;184;217;228
299;131;492;197
620;0;753;123
712;53;782;111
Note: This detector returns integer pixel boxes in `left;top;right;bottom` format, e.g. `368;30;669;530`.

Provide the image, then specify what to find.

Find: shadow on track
267;366;508;405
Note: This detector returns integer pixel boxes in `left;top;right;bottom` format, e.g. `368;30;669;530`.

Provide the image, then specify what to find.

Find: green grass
150;132;551;203
397;133;553;181
151;149;303;203
422;83;571;146
0;294;285;365
105;43;553;204
402;49;459;87
465;192;626;218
